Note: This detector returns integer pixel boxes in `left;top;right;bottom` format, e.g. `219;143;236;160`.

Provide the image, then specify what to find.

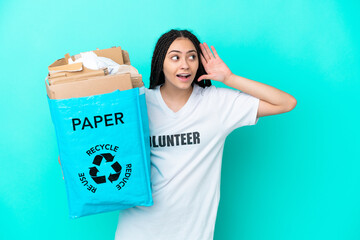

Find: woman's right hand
58;156;64;180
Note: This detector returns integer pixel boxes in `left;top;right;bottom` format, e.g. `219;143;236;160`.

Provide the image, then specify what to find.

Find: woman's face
162;37;199;91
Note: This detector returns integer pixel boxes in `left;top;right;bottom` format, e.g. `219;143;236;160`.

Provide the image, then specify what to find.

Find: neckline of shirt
155;84;199;118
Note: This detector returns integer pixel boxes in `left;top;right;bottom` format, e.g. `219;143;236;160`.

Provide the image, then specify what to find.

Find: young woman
115;29;297;240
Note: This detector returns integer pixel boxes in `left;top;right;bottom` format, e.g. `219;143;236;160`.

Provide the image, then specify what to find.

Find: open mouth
176;73;191;81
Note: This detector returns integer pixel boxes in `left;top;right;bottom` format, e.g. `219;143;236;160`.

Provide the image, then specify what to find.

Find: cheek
162;63;176;80
192;60;199;72
162;61;171;74
163;65;174;76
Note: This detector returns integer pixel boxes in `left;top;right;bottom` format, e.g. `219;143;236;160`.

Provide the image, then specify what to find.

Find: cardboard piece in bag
122;50;130;65
130;74;144;88
46;73;133;100
46;46;144;99
49;69;108;85
48;46;124;77
47;47;142;87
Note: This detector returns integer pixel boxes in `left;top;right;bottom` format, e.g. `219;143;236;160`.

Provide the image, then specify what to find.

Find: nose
180;57;190;69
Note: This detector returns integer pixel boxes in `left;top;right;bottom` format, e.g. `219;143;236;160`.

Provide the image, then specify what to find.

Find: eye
171;55;179;60
189;55;196;60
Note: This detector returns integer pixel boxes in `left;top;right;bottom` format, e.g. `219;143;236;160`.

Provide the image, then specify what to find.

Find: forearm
223;73;296;107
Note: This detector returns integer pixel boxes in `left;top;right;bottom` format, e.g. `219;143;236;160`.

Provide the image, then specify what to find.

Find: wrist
223;73;234;85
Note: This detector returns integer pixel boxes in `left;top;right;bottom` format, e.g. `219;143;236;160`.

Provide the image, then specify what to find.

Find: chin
176;82;193;90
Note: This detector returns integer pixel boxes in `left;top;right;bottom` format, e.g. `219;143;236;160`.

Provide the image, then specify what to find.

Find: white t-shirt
115;83;259;240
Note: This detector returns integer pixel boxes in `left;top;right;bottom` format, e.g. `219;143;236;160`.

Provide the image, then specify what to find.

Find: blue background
0;0;359;239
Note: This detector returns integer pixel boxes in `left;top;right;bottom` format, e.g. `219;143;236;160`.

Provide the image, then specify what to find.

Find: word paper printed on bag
72;112;124;131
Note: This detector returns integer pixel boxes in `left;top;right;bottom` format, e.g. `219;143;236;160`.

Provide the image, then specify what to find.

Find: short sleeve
211;86;260;135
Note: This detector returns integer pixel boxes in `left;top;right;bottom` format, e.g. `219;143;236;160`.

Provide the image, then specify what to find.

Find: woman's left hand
197;42;233;83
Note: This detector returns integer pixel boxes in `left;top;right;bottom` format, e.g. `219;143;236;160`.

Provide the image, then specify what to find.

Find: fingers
200;51;207;65
197;74;212;82
203;43;213;59
200;42;218;62
211;45;219;59
199;43;207;61
197;75;206;82
200;43;211;61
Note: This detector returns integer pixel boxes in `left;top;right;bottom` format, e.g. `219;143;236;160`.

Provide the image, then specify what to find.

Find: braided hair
149;29;212;89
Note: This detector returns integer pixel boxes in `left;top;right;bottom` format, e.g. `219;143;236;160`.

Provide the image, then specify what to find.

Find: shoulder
195;84;216;97
209;85;257;100
144;87;155;94
196;84;239;98
144;87;158;105
197;84;238;94
194;84;243;101
198;85;259;109
144;86;157;97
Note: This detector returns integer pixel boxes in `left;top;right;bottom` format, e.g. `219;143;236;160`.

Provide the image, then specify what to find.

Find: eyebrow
167;50;197;55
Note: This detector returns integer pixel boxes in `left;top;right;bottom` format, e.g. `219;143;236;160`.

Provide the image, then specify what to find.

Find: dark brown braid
149;29;212;89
